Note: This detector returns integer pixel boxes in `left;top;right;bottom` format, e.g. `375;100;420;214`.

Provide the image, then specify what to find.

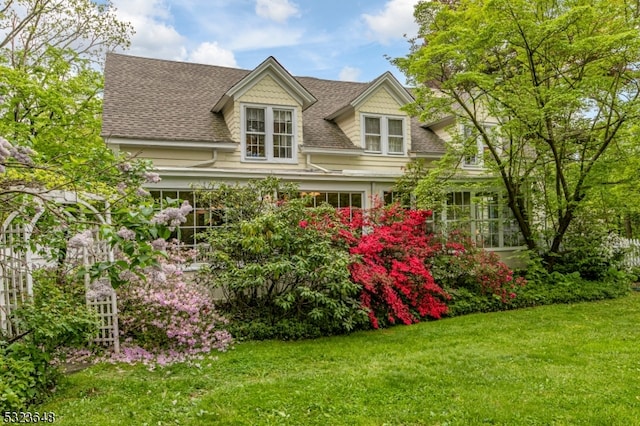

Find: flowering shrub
197;178;367;340
116;248;232;366
427;232;526;315
0;136;35;173
68;196;195;290
333;204;449;329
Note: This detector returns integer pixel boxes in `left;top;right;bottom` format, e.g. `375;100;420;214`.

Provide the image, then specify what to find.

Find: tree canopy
0;0;134;193
395;0;640;263
1;0;132;68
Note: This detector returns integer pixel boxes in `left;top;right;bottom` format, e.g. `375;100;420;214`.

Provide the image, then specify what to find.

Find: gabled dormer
212;57;316;164
325;72;414;156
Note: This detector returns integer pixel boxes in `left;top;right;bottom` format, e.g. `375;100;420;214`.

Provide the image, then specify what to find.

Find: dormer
212;57;316;163
325;72;414;156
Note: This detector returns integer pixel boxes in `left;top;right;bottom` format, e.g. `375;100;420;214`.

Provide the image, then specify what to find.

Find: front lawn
38;293;640;425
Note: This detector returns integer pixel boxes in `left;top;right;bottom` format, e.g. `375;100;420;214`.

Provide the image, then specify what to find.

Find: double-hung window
243;105;296;162
362;115;405;155
462;124;496;168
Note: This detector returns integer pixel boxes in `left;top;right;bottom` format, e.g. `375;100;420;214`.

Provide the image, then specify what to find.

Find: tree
585;126;640;238
0;0;133;190
0;0;132;68
0;0;149;284
395;0;640;266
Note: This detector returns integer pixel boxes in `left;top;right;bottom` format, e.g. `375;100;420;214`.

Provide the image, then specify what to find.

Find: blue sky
111;0;421;83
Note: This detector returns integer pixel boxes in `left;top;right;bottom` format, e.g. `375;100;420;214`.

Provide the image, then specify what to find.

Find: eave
300;146;364;156
409;151;444;159
105;137;238;152
153;166;402;183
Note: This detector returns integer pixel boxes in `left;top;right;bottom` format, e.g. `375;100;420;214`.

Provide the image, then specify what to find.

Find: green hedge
446;267;632;317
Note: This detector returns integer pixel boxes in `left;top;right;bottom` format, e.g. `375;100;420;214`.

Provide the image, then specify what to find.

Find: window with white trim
362;114;405;155
149;190;226;260
462;124;495;168
302;191;363;209
243;105;296;162
443;190;524;249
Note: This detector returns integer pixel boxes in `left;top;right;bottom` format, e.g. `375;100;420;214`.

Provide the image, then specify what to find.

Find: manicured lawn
39;293;640;425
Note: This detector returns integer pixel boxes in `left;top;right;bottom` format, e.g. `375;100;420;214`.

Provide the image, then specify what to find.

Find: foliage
0;0;132;68
0;0;133;191
427;231;526;316
515;258;631;308
0;346;37;411
115;247;233;366
395;0;640;267
333;203;449;329
585;124;640;238
196;178;367;340
74;195;192;290
0;48;109;183
0;277;98;410
544;212;632;280
0;0;135;223
36;295;640;425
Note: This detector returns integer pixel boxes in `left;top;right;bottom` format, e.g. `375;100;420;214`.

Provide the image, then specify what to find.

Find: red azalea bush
428;231;527;314
310;202;526;328
332;204;450;329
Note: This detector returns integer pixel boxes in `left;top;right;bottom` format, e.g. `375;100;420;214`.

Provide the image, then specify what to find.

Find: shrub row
196;179;542;340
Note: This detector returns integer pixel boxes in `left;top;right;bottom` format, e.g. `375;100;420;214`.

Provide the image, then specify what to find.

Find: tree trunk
624;213;633;239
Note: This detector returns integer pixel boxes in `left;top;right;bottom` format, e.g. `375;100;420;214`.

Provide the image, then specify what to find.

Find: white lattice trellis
0;206;44;337
81;238;119;353
0;189;120;353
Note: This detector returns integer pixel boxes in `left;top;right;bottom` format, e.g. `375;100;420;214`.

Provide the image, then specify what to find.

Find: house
101;53;524;263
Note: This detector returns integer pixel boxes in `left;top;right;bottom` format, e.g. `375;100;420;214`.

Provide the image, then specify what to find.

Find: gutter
305;154;330;173
190;150;218;168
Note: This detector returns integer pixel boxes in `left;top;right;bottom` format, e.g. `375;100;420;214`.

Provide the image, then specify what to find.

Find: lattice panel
0;221;33;337
87;292;120;353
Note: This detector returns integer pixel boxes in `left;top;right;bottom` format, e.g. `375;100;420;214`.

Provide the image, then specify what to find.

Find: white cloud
255;0;300;23
339;66;362;82
362;0;419;44
112;0;186;60
188;42;238;67
111;0;237;66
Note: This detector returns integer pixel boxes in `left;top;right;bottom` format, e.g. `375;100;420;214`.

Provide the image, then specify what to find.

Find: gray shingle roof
102;53;445;154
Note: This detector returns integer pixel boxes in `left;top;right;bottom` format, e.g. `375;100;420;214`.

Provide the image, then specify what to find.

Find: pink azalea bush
115;249;233;366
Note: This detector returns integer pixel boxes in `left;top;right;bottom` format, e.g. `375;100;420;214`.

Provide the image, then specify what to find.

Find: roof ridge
106;51;254;72
107;52;397;85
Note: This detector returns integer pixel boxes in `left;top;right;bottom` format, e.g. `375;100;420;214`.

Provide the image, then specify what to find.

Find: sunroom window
442;190;524;249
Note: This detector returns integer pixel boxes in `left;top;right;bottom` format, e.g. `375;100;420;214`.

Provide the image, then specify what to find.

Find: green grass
39;294;640;425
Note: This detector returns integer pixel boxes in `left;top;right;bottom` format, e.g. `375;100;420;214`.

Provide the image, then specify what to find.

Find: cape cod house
101;53;524;263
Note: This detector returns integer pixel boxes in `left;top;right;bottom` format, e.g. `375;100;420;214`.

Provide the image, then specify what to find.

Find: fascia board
300;146;363;156
106;138;238;151
153;166;401;182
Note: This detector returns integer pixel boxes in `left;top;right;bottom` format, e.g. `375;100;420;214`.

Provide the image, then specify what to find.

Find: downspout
190;150;218;168
306;153;329;173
